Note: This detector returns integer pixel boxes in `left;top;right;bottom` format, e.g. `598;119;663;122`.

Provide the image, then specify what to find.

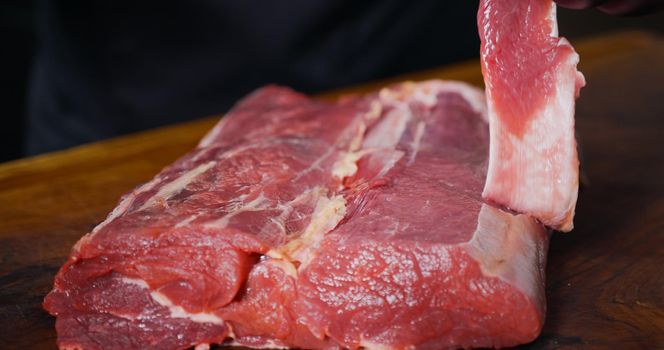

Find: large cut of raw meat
478;0;585;232
44;81;550;349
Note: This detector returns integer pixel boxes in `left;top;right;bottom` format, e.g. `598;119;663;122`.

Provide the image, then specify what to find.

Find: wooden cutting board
0;31;662;349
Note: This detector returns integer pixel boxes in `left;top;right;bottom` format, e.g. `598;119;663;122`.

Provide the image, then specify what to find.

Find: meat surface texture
478;0;585;232
45;81;550;350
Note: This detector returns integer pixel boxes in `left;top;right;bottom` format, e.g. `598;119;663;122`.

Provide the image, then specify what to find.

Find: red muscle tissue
479;0;584;232
45;1;583;348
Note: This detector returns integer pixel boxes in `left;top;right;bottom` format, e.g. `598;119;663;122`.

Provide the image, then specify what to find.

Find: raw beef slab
478;0;585;232
44;81;550;350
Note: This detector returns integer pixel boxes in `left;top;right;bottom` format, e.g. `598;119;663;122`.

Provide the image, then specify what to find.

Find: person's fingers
554;0;613;9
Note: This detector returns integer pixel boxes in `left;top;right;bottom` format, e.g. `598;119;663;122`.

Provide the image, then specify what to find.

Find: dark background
1;1;662;163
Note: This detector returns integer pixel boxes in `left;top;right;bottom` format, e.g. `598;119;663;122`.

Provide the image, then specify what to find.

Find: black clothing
28;0;479;154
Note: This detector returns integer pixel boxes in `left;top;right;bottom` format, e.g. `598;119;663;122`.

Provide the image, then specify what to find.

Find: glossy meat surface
45;82;549;350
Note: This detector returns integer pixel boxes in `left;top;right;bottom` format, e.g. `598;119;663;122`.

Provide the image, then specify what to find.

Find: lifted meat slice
478;0;585;231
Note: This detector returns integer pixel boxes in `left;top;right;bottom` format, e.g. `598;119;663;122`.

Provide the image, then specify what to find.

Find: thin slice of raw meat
478;0;585;231
45;81;550;349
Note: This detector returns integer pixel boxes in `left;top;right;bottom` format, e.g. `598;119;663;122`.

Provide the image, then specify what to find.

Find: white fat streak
364;81;486;151
328;100;380;162
407;121;426;165
268;195;346;269
464;205;549;314
550;3;559;37
409;83;439;107
293;146;336;182
275;187;319;211
120;277;224;325
121;276;150;288
204;192;268;228
73;176;163;252
261;188;315;238
151;291;224;325
331;148;375;180
227;339;289;349
359;339;406;350
102;177;159;223
422;81;488;121
378;81;416;102
330;148;404;191
174;212;203;228
198;117;230;148
362;105;411;149
367;99;383;120
94;195;135;231
330;79;483;185
364;82;415;149
381;80;486;118
138;161;216;211
377;151;405;177
267;259;298;278
349;122;367;151
267;188;322;235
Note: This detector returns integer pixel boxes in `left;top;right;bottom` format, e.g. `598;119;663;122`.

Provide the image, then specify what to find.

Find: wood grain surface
0;31;662;349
